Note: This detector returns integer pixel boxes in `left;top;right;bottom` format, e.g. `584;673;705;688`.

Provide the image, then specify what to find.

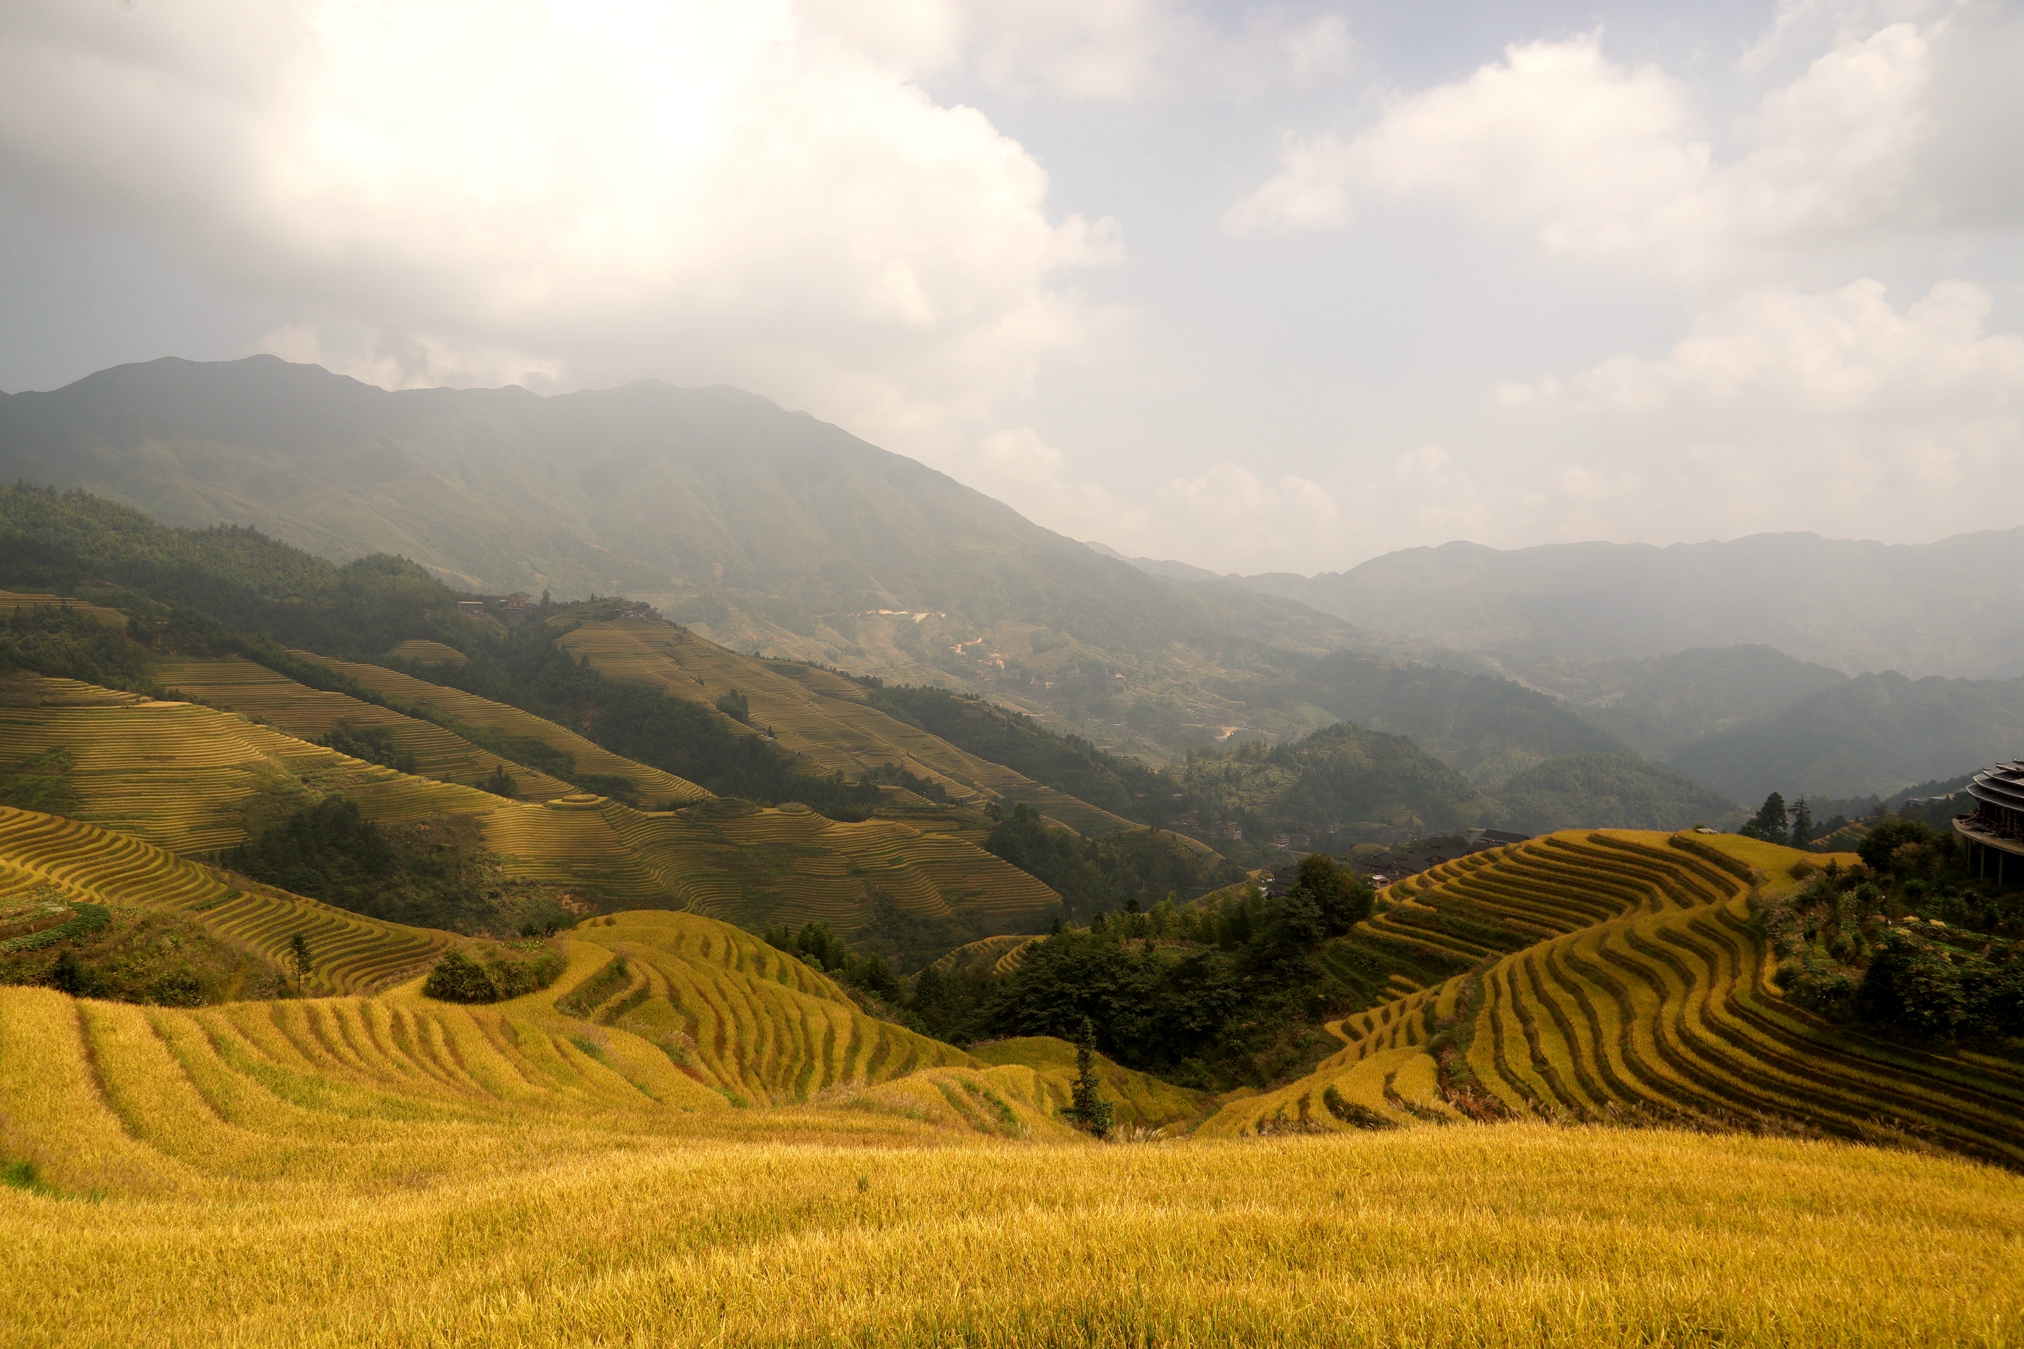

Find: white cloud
0;0;1121;456
1224;6;2022;274
1499;279;2024;542
1147;464;1340;571
1222;132;1356;235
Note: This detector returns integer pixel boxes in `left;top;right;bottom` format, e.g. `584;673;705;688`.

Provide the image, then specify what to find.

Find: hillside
4;774;2021;1347
0;671;1057;964
1204;831;2024;1167
0;356;1367;749
1171;722;1494;849
543;611;1134;835
1496;753;1738;834
1670;670;2024;803
1232;530;2024;679
1509;645;1850;759
1238;651;1631;787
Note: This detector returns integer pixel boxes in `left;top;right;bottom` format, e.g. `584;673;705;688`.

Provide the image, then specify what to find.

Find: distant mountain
1668;671;2024;803
1510;646;1850;759
0;356;1364;754
1232;533;2024;679
1231;651;1629;789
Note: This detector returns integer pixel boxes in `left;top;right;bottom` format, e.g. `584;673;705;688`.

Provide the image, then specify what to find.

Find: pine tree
288;931;313;993
1064;1016;1114;1140
1743;792;1789;846
1790;797;1815;849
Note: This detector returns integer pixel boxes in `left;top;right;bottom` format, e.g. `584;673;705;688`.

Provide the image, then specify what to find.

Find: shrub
423;949;498;1003
423;942;566;1004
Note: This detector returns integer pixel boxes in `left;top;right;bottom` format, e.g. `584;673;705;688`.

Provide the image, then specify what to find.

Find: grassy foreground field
4;824;2023;1345
3;1122;2020;1347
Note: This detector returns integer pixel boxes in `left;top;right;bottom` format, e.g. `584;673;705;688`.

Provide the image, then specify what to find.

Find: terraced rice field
384;638;466;665
930;933;1041;977
1205;831;2024;1161
597;799;1058;936
0;674;502;853
293;651;710;804
0;589;129;626
157;656;578;800
0;806;451;993
4;829;2022;1345
0;675;1054;934
555;616;1132;835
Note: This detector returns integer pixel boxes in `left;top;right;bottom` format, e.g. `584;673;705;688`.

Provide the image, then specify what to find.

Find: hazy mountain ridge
0;357;1372;755
1237;534;2024;679
1668;670;2024;803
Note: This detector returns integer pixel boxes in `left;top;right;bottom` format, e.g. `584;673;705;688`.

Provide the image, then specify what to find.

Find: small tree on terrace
1063;1016;1115;1140
287;931;313;993
1742;792;1790;846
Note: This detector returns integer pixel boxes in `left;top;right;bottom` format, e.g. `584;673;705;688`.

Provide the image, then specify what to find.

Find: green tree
715;688;751;724
480;763;519;798
1742;791;1789;846
1063;1016;1114;1140
1290;852;1372;935
287;931;313;992
1790;797;1815;849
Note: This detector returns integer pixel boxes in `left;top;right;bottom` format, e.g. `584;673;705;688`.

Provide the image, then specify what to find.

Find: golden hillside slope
0;679;1057;938
3;819;2021;1346
156;655;583;801
1204;831;2024;1167
0;806;452;994
555;615;1134;836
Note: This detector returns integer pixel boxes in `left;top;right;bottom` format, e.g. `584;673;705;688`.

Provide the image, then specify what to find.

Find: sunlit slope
967;1035;1207;1130
287;650;710;804
0;910;1133;1202
591;798;1056;936
157;655;579;801
0;806;451;994
556;615;1133;835
0;675;1054;935
0;674;493;853
1351;831;1746;985
1206;832;2024;1166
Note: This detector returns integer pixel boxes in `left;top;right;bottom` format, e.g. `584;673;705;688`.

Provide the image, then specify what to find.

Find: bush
422;940;565;1004
423;949;498;1003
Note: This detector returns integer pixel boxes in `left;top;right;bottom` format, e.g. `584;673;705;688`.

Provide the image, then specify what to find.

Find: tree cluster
1762;819;2023;1042
763;920;902;1002
982;804;1240;923
908;853;1375;1088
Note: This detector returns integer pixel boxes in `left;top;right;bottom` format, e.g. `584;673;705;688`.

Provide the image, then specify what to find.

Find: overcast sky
2;0;2019;575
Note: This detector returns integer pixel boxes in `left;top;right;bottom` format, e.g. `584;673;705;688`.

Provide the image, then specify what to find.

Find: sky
0;0;2019;576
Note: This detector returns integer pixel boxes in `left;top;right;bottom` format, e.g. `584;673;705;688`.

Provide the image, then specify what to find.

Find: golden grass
0;806;453;993
0;588;128;627
5;824;2022;1345
3;1113;2019;1347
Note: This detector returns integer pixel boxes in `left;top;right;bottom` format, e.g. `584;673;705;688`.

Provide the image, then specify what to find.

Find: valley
1;374;2019;1348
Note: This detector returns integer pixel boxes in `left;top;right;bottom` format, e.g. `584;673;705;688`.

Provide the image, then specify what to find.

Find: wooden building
1954;759;2024;887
